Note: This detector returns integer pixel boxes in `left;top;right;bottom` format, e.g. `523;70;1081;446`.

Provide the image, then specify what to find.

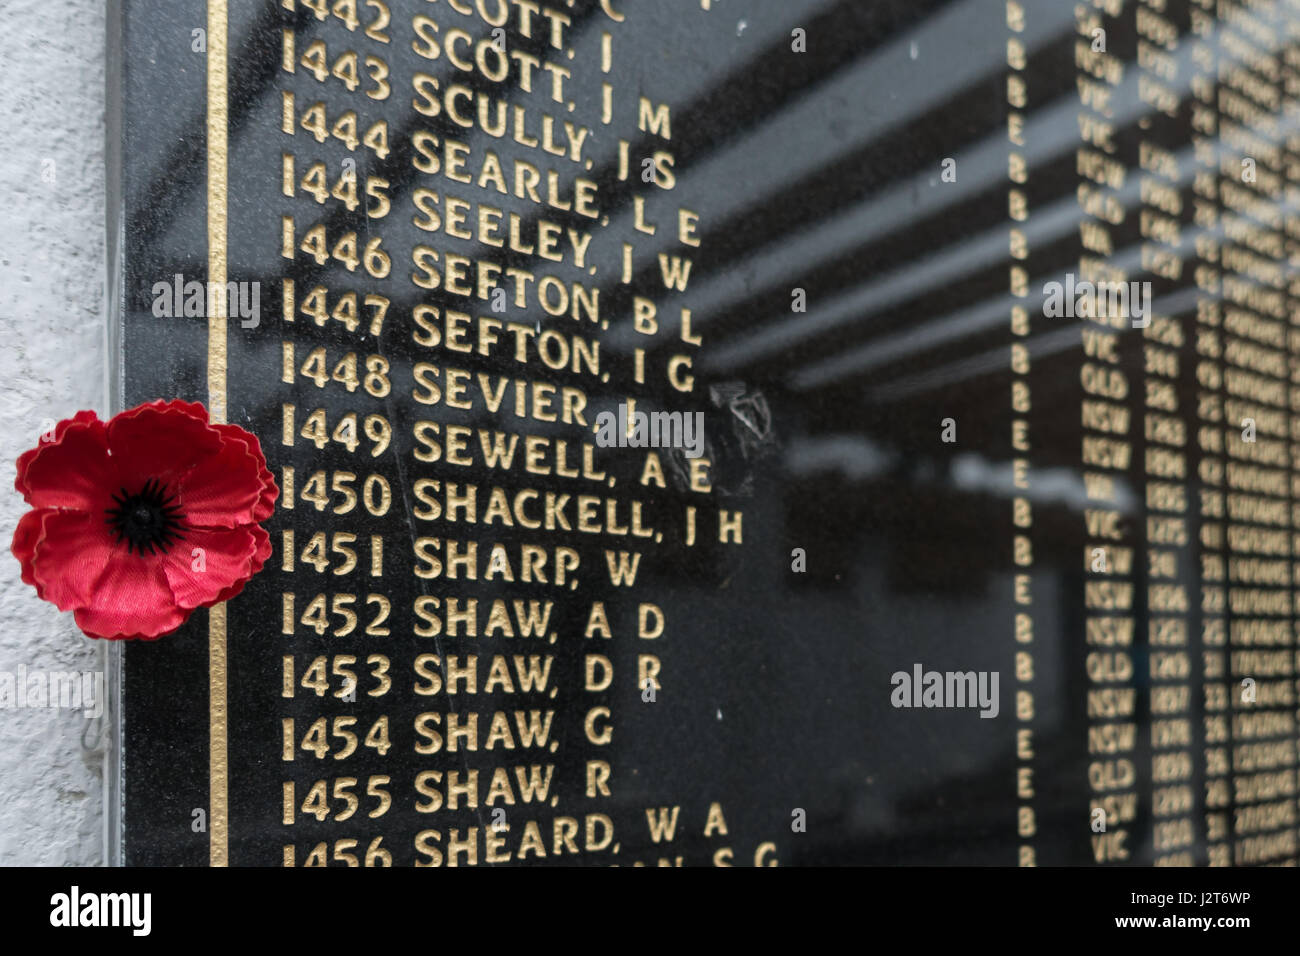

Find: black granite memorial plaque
108;0;1300;866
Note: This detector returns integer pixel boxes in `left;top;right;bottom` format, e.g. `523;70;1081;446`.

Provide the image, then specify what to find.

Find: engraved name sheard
111;0;1300;866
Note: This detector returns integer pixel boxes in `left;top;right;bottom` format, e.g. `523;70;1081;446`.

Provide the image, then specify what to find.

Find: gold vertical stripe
207;0;230;868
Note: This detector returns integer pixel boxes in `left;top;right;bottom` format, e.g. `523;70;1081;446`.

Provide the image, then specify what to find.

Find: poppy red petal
24;510;123;610
15;409;101;499
138;398;210;424
254;477;278;523
74;598;189;642
11;509;47;588
16;413;115;512
106;399;225;488
210;524;272;604
26;511;185;641
179;427;274;528
162;525;265;610
212;424;278;522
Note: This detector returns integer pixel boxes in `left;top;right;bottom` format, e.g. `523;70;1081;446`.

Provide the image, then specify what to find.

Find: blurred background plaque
109;0;1300;866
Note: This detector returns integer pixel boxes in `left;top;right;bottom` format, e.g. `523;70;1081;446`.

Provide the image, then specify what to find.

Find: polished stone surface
113;0;1300;866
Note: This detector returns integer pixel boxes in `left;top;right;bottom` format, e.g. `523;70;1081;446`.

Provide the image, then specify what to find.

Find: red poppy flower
11;399;277;640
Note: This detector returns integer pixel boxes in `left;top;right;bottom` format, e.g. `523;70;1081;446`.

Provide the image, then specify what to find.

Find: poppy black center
105;478;185;555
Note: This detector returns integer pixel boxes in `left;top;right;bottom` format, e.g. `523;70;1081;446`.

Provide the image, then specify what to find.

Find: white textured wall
0;0;107;865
